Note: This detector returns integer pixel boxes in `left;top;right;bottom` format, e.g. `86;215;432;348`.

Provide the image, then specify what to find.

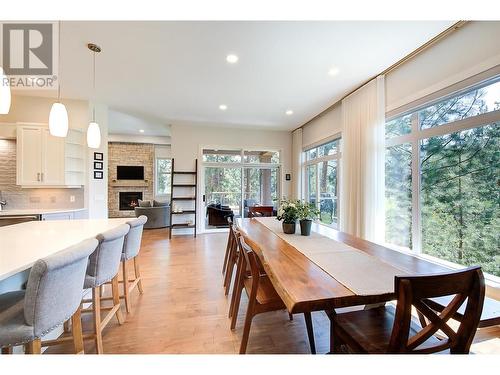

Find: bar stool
81;224;130;354
0;238;98;354
118;215;147;313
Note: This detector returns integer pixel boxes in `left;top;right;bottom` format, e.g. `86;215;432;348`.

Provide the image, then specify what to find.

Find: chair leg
303;312;316;354
112;275;125;324
224;253;238;296
1;347;13;354
133;257;144;294
25;339;41;354
222;231;232;275
230;267;245;329
122;260;132;313
71;306;84;354
63;319;71;333
239;299;256;354
229;255;244;319
92;287;104;354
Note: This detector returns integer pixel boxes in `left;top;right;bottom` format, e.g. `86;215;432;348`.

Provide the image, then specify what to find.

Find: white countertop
0;218;130;281
0;208;86;216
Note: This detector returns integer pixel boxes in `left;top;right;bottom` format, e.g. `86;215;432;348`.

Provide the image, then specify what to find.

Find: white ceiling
17;21;455;131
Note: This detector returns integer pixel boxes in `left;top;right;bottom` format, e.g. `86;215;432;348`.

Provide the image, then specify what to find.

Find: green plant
276;198;300;224
297;201;320;221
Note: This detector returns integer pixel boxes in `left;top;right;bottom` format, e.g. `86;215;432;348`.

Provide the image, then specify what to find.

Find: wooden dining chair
248;206;273;218
222;216;234;276
232;235;316;354
327;266;485;354
222;222;239;296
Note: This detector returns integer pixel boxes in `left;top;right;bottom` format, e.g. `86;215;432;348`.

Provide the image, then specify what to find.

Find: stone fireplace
119;192;143;211
108;142;154;218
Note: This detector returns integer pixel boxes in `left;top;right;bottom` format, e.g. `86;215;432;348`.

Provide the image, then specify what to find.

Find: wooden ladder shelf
169;158;197;239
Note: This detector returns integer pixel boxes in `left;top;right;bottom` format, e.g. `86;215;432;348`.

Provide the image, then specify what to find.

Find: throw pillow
153;199;168;207
138;199;152;207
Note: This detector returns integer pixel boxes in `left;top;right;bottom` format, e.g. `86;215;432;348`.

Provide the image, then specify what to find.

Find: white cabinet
16;124;85;187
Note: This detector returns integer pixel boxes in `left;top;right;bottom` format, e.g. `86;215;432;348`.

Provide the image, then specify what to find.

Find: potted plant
297;201;319;236
276;199;299;234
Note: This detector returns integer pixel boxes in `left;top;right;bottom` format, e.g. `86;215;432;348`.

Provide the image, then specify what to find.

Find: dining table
236;217;454;350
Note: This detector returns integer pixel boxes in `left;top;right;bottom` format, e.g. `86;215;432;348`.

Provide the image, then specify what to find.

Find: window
304;139;341;228
385;78;500;277
155;158;172;196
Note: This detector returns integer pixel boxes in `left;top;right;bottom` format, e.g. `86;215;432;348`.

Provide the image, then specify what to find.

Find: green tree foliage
386;85;500;276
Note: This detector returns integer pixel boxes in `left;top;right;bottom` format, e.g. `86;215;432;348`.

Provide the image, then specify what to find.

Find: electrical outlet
70;195;75;203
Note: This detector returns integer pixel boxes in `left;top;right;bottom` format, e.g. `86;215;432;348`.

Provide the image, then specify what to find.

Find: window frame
154;157;172;198
385;78;500;284
303;138;342;229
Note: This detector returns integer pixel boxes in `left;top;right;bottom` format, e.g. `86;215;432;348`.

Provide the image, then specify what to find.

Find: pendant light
49;21;69;137
87;43;101;149
0;67;11;114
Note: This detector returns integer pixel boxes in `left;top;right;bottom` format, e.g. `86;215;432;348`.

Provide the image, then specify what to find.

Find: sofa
134;200;170;229
206;203;234;227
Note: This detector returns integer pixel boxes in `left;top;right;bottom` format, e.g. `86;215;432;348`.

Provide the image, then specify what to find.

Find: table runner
253;217;407;296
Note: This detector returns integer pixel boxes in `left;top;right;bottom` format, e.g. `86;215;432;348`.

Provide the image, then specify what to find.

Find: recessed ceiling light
285;110;294;116
219;104;227;111
328;67;340;77
226;54;239;64
139;129;145;133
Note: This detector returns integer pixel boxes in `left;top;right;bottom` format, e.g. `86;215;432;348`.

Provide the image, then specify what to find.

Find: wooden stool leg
71;306;84;354
122;260;132;313
133;257;144;294
303;312;316;354
92;287;104;354
25;339;41;354
288;313;294;321
1;347;13;354
112;275;125;324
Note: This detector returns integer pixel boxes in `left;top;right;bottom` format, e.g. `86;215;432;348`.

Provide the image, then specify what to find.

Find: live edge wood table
236;217;452;352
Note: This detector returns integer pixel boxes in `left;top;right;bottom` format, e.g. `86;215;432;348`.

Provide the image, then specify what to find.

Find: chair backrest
388;266;485;354
24;238;98;337
86;224;130;286
122;215;148;260
248;206;273;218
236;235;260;281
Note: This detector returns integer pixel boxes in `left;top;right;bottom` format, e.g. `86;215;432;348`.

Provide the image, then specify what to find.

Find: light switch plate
70;195;75;203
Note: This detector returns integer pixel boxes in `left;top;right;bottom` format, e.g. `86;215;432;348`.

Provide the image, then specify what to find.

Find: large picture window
304;138;341;228
385;77;500;277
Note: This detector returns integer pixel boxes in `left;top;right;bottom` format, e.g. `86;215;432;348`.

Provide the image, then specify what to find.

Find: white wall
171;123;292;233
386;21;500;112
86;102;109;219
108;134;171;145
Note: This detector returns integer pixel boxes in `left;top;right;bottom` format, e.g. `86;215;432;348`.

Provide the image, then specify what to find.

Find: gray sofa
134;205;170;229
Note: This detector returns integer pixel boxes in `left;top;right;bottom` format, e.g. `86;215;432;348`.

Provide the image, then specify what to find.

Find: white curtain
291;128;303;200
339;75;385;242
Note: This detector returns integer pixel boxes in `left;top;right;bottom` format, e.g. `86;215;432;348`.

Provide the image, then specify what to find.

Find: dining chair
223;222;239;296
101;215;147;313
248;206;273;218
222;216;234;276
0;238;98;354
232;235;316;354
80;224;130;354
327;266;485;354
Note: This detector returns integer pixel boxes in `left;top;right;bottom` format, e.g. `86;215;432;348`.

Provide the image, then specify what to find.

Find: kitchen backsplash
0;139;84;210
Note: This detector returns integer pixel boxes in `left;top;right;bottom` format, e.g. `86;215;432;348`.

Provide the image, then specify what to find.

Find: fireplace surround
119;192;143;211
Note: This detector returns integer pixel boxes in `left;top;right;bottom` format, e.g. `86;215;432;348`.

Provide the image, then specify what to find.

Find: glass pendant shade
49;102;69;137
87;121;101;149
0;67;11;114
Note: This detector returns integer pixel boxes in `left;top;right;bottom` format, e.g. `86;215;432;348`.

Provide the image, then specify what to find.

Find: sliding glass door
202;148;281;231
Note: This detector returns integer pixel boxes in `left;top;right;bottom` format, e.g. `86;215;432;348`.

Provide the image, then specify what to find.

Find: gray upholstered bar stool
0;238;98;354
119;215;147;313
80;224;130;354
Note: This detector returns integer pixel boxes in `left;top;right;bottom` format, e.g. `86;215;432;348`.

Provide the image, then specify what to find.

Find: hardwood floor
45;229;499;354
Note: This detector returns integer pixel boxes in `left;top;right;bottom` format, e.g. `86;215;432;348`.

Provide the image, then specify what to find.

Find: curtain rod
293;20;468;133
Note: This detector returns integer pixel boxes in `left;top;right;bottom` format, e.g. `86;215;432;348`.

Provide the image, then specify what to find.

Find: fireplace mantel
110;180;149;187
